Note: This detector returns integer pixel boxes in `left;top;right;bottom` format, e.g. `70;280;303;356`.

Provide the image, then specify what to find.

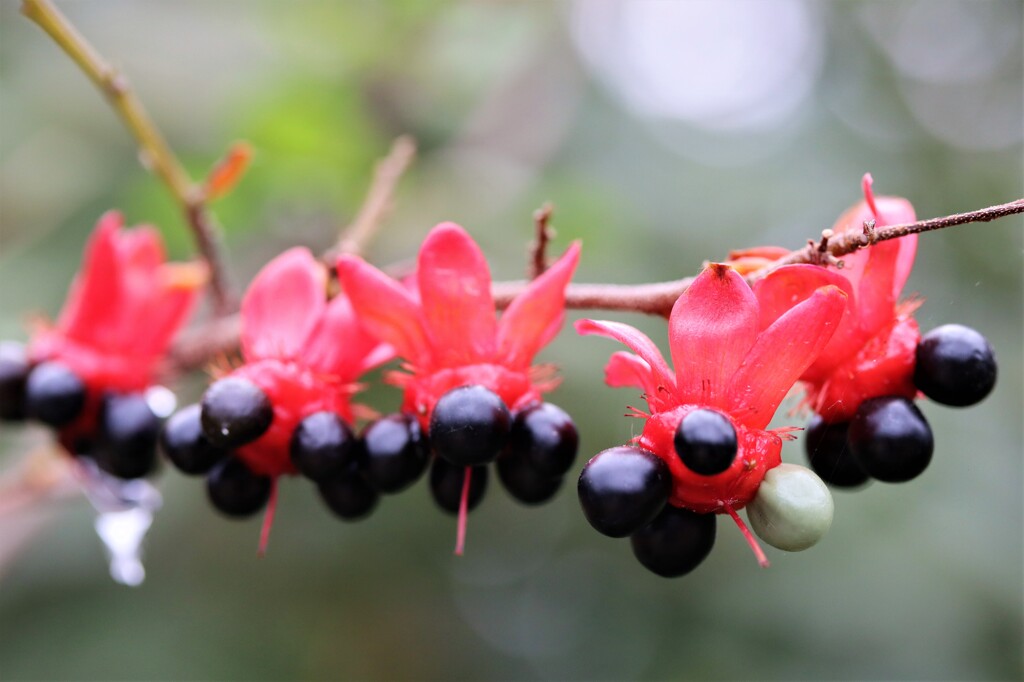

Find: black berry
674;408;737;476
161;403;227;475
509;402;578;477
631;505;716;578
362;414;430;493
497;449;563;505
429;385;510;466
95;393;160;479
200;377;273;448
206;457;272;518
25;361;86;427
915;324;997;407
290;411;356;482
804;414;869;488
0;341;29;421
429;457;488;514
849;397;934;483
317;470;379;521
578;446;672;538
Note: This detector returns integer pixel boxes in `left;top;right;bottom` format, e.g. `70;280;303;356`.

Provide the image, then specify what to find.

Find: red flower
335;222;581;428
577;263;847;515
29;211;206;394
754;175;919;422
224;248;393;478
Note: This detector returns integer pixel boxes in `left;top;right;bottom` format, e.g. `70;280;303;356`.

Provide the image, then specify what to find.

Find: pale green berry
747;463;833;552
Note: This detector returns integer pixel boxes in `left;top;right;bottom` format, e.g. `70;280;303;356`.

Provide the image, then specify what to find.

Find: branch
748;197;1024;281
21;0;234;314
326;135;417;261
529;203;554;279
169;196;1024;369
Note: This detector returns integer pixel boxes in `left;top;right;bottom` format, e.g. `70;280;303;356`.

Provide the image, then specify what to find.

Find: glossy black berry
497;449;563;505
95;393;160;479
290;411;356;482
578;446;672;538
362;414;430;493
160;403;227;475
429;457;488;514
849;397;934;483
674;408;737;476
429;385;510;466
25;361;86;427
317;471;379;521
200;377;273;448
509;402;578;477
915;324;997;407
804;414;869;488
630;505;716;578
206;457;272;518
0;341;29;421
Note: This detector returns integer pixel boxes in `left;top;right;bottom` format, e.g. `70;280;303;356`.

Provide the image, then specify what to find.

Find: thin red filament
257;480;279;558
454;466;471;556
723;502;770;569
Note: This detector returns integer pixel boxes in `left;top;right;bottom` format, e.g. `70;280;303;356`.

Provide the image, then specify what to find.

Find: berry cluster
1;213;204;480
577;263;845;576
2;179;1001;579
755;176;998;491
335;224;581;552
159;248;393;536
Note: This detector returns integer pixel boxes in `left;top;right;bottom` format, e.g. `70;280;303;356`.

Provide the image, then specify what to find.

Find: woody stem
21;0;234;314
169;195;1024;369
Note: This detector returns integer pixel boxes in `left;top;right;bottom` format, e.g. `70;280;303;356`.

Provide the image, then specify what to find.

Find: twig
173;137;418;371
21;0;234;314
327;135;417;261
529;203;555;279
169;196;1024;368
748;197;1024;282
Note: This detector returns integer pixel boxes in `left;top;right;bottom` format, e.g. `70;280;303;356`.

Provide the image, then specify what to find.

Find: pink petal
604;351;674;412
498;241;581;369
727;285;848;429
668;264;758;408
57;211;125;349
575;319;675;393
114;225;165;273
335;254;431;366
856;237;900;337
241;248;326;362
416;223;497;366
752;264;858;382
872;197;917;296
128;264;205;358
303;290;395;381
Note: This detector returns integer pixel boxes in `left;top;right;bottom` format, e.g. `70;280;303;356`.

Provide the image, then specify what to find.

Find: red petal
303;290;395;381
856;238;899;336
114;225;165;273
498;241;581;369
57;211;125;349
416;223;497;366
727;285;847;429
335;254;431;366
753;264;858;382
872;197;917;296
126;262;206;359
668;264;757;408
574;319;675;393
604;351;673;412
241;248;326;362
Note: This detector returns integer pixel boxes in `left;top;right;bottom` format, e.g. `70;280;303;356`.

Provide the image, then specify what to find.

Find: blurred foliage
0;1;1021;680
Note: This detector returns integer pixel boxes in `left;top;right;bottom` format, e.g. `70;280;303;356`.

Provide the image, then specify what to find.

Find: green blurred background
1;1;1021;680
